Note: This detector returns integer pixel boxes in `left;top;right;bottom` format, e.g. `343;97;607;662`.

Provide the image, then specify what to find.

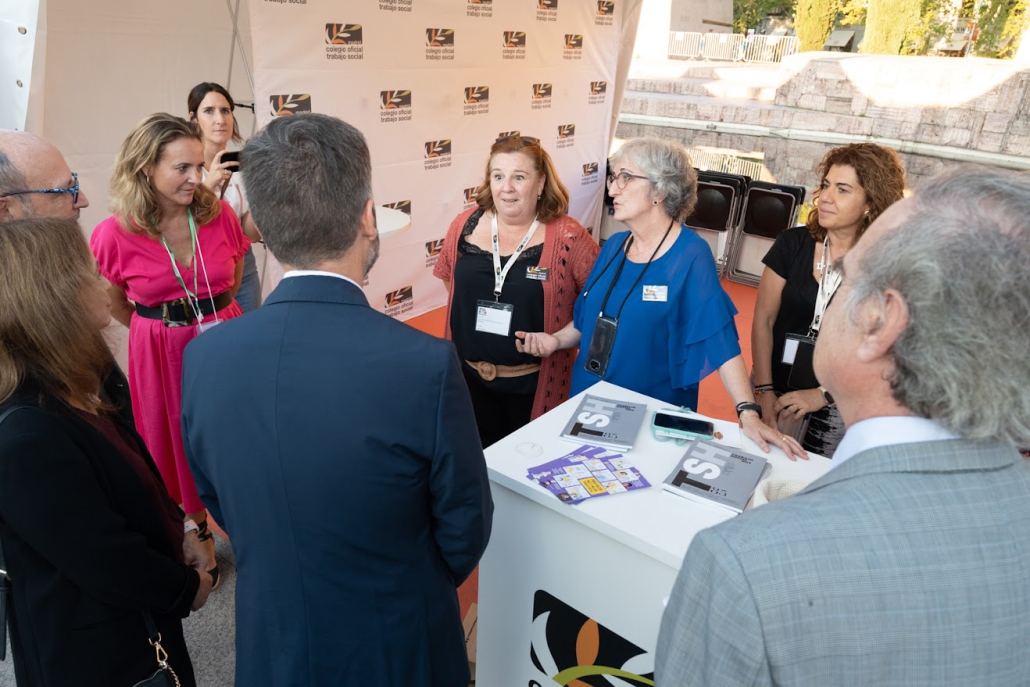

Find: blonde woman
90;113;250;584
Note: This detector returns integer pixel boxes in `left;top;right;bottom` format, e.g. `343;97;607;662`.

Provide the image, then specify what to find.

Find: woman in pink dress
91;113;249;585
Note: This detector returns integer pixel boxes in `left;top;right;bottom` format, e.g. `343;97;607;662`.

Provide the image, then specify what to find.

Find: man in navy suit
181;113;493;687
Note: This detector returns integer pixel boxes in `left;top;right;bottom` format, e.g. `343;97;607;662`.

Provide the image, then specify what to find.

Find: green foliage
862;0;925;53
975;0;1030;57
796;0;839;50
732;0;794;34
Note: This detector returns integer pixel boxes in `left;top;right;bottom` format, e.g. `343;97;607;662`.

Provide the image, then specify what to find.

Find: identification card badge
782;332;815;364
195;317;223;335
475;300;514;336
526;266;549;281
642;285;668;302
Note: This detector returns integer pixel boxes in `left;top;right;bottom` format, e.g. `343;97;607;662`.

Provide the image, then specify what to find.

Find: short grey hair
845;167;1030;445
241;113;372;268
609;137;698;221
0;147;30;212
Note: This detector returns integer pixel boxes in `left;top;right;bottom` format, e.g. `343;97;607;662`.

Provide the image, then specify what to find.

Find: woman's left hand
740;412;808;461
774;388;827;423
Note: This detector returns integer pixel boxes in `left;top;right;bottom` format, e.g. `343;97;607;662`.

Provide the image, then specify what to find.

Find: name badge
526;266;549;281
642;285;668;302
475;300;514;336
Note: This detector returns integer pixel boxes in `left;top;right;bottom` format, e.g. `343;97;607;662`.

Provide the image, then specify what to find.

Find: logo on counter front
557;124;576;149
596;0;615;25
385;286;415;317
503;31;527;60
529;590;654;686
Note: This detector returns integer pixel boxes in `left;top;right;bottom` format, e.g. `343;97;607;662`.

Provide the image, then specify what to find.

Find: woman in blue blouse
516;138;804;458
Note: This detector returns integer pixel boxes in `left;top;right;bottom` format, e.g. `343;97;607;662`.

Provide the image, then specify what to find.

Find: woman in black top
0;217;211;687
751;144;906;457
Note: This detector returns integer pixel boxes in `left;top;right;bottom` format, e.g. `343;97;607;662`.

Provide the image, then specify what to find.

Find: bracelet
184;519;199;535
753;384;774;395
735;401;763;420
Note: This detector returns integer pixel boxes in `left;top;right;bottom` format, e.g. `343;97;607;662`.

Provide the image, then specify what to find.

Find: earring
653;200;659;206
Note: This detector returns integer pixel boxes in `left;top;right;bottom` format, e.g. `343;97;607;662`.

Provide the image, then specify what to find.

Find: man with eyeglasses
0;130;89;222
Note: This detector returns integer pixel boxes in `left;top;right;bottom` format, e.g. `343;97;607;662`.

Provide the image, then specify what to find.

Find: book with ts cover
662;438;771;513
559;395;648;451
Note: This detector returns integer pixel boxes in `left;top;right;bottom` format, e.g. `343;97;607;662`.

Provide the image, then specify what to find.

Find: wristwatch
819;386;836;408
184;519;200;535
735;401;763;420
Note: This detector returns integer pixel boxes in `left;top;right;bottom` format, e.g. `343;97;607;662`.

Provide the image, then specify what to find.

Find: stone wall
615;122;955;189
775;52;1030;157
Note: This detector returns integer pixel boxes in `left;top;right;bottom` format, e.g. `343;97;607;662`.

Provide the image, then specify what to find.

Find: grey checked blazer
655;439;1030;686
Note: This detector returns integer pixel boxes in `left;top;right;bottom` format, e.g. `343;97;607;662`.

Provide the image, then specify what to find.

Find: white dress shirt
831;415;959;469
282;270;363;291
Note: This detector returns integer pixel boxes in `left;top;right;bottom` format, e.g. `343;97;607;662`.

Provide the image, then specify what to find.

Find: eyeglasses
495;134;540;146
606;171;649;190
0;172;80;205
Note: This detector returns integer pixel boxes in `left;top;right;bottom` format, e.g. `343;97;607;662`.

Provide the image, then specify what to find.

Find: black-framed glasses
495;134;540;146
606;170;649;190
0;172;80;205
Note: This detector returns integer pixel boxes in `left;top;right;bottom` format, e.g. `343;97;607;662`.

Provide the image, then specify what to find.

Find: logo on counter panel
380;90;412;123
464;87;490;115
557;124;575;148
503;31;527;60
425;239;444;268
385;286;415;316
325;24;363;60
467;0;493;17
531;83;553;109
528;590;654;687
589;81;607;105
270;94;312;117
582;162;599;186
379;0;412;12
597;0;615;24
424;139;452;170
563;34;583;60
536;0;557;21
426;29;456;60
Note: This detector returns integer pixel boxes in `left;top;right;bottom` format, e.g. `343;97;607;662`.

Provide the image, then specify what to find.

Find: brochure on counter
527;444;650;505
662;438;771;513
559;394;648;451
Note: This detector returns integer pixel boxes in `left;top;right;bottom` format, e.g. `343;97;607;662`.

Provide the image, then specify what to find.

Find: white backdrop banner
249;0;638;320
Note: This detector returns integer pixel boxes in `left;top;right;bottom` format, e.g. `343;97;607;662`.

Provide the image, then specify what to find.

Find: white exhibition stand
476;380;832;685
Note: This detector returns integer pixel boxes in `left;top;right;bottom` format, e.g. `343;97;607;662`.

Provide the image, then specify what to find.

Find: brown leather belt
465;360;541;382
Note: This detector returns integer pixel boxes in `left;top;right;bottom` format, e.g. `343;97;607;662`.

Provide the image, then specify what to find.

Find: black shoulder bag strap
0;405;30;662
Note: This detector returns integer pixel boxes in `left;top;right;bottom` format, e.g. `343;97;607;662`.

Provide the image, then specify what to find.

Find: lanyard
158;208;203;321
491;212;540;301
810;237;842;334
594;219;674;320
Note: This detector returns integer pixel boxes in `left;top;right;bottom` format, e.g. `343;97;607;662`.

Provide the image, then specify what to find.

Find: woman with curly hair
90;113;250;583
751;143;907;457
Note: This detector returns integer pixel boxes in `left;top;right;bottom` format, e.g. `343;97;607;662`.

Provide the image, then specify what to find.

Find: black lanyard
584;220;675;320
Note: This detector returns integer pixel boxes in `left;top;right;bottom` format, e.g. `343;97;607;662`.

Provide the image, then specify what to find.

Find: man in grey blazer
656;168;1030;686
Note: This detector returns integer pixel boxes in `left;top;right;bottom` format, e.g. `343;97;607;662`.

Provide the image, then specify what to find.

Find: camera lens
589;360;599;371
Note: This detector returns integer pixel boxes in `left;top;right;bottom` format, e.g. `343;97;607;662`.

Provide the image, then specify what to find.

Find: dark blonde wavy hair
474;136;569;223
0;217;113;412
806;143;906;242
110;113;220;239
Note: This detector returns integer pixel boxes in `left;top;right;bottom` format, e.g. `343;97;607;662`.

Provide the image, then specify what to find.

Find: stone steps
624;76;778;102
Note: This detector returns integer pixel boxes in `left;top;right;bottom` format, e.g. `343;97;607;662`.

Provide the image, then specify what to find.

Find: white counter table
476;381;832;686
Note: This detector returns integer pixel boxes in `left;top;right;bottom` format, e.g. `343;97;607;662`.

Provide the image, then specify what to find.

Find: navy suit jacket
181;276;493;687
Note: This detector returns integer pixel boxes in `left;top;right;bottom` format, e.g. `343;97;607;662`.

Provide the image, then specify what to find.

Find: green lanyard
158;208;201;320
